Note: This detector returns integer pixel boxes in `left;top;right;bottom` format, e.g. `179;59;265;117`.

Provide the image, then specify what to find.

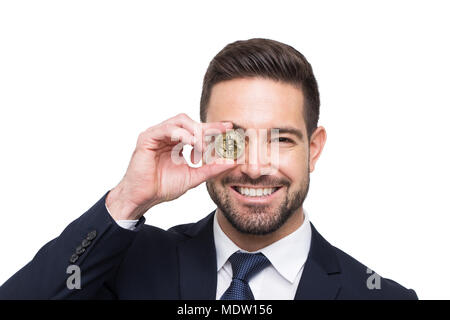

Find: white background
1;0;449;299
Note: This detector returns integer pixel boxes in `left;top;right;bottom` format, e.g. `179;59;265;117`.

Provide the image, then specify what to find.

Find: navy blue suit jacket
0;191;418;299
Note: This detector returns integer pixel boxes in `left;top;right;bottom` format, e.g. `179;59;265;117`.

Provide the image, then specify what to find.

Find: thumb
189;162;237;188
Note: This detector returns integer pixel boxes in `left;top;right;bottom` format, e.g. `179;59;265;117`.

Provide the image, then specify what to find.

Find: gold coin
214;130;245;160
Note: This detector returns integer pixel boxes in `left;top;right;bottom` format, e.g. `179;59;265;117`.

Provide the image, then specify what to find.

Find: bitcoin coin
214;130;244;160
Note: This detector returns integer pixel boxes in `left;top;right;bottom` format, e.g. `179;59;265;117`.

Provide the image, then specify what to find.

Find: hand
106;113;236;220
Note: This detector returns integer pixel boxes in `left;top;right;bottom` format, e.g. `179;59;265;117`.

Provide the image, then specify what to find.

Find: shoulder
331;245;418;299
308;223;417;300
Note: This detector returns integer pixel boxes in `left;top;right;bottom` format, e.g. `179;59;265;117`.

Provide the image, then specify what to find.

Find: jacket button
69;254;79;263
75;246;86;255
81;239;91;248
86;230;97;241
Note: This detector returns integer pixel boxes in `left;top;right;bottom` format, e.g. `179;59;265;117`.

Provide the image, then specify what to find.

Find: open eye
272;137;294;143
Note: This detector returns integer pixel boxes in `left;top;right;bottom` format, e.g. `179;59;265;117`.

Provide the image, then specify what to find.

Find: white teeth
237;187;277;197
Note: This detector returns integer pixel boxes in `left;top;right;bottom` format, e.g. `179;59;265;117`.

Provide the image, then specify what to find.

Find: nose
238;132;276;179
239;163;268;180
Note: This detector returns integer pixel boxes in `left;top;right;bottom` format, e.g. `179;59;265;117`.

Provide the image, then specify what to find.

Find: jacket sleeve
0;191;145;299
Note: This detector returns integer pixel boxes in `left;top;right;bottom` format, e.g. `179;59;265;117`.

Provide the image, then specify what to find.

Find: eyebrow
227;121;304;141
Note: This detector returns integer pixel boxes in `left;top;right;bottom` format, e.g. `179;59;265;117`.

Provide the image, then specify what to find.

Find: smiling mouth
231;185;282;197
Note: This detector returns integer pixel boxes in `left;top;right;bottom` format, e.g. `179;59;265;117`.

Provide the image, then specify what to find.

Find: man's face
205;77;311;235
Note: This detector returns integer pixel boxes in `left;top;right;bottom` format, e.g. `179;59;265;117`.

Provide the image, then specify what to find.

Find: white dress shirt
213;210;311;300
105;203;139;230
107;204;312;300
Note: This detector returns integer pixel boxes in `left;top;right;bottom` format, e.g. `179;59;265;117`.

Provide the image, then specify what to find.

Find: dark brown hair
200;38;320;139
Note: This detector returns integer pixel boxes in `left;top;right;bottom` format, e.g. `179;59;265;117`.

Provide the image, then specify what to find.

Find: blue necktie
220;251;271;300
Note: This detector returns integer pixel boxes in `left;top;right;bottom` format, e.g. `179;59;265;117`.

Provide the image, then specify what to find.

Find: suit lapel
295;223;342;300
177;211;217;300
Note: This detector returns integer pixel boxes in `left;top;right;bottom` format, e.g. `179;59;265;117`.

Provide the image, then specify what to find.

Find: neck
217;207;305;252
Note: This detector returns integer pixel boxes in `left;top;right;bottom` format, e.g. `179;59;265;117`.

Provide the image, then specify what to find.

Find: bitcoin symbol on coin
214;130;244;160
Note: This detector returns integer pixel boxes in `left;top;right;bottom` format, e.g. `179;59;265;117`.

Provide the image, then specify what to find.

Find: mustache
222;175;289;187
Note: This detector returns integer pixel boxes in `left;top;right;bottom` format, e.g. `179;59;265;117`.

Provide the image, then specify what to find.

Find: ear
309;126;327;173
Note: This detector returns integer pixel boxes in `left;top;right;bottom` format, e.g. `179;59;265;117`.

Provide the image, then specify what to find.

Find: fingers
202;121;234;133
139;113;234;158
167;113;233;146
168;113;233;132
190;147;202;165
139;123;198;152
188;160;238;188
168;125;204;153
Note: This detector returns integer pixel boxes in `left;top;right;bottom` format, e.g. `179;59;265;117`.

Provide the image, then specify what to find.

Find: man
0;38;418;299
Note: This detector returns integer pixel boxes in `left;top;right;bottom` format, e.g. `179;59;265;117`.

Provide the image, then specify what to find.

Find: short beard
206;175;309;236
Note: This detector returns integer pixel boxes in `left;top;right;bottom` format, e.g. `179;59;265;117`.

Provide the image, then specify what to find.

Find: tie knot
228;251;271;282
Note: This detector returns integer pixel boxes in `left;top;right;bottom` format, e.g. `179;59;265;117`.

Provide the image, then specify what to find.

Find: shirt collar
213;209;312;284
